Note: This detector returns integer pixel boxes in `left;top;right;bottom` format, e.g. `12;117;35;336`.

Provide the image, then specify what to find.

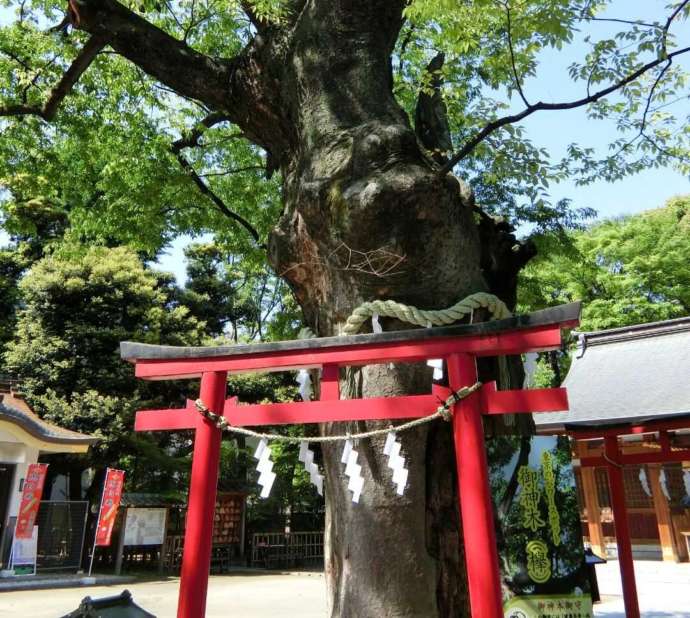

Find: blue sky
1;0;688;283
515;0;690;220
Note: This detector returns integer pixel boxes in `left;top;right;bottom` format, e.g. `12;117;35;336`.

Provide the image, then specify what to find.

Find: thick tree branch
73;0;234;111
0;36;105;120
397;21;415;78
72;0;292;158
240;1;271;34
439;44;690;176
415;53;452;164
172;111;231;149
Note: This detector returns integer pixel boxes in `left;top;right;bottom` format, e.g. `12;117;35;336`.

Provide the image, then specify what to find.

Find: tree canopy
1;1;688;254
3;245;204;482
1;241;309;507
180;241;299;341
519;194;690;331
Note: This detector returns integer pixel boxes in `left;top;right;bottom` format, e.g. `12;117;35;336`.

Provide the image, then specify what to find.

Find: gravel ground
0;571;327;617
2;561;689;617
594;559;690;617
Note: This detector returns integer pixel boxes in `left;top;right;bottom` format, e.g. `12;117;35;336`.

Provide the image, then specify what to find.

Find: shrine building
536;316;690;562
0;380;97;570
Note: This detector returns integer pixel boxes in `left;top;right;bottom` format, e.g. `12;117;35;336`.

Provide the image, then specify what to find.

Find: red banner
15;463;48;539
94;468;125;546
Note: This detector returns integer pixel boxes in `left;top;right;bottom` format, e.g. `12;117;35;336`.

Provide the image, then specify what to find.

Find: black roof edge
576;315;690;347
562;412;690;434
121;301;581;362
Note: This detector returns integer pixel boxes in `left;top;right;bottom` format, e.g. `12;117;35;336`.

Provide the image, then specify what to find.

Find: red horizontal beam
480;382;568;415
135;403;199;432
134;385;567;433
571;415;690;440
580;450;690;467
224;395;440;426
224;385;564;427
134;325;564;380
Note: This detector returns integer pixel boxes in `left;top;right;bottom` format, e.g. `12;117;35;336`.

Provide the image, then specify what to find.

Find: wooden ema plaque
212;493;244;546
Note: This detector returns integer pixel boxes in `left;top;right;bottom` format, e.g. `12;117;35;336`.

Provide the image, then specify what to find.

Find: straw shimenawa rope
194;292;510;442
341;291;511;335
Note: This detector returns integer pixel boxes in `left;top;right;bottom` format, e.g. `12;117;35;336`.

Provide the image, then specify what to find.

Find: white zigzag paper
371;313;383;333
341;439;364;503
426;358;444;380
253;438;276;498
660;469;671;501
296;369;312;401
384;432;408;495
299;442;324;496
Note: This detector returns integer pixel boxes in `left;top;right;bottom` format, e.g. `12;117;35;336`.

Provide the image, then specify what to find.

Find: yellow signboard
504;594;593;618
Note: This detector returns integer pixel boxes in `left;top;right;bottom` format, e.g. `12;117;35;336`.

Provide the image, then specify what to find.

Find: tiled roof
0;391;98;446
535;316;690;431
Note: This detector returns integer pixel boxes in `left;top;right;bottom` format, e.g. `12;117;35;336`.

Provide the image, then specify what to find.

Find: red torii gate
121;301;580;618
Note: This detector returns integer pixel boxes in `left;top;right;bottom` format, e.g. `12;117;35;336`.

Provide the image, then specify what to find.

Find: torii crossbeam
121;301;580;618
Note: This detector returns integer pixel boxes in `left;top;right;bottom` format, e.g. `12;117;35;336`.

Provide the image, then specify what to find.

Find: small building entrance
0;462;16;555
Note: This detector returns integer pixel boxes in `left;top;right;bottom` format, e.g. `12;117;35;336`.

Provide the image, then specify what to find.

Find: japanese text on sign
541;452;561;547
518;466;545;533
15;463;48;539
504;594;593;618
95;468;125;547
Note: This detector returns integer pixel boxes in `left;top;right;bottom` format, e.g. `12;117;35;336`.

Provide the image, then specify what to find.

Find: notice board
123;508;167;546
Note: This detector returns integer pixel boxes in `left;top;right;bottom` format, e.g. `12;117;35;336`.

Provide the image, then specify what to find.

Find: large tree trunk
265;4;488;615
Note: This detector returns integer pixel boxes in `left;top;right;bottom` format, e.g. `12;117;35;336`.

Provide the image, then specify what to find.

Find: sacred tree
1;1;689;616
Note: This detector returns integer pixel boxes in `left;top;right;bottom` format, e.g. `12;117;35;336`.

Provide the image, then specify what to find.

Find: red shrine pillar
178;371;227;618
447;354;504;618
604;436;640;618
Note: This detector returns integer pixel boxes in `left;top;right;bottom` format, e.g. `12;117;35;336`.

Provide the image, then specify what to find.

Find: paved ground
594;559;690;617
0;572;328;617
1;561;689;617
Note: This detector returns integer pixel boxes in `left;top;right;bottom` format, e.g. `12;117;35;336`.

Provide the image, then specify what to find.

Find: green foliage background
0;0;689;537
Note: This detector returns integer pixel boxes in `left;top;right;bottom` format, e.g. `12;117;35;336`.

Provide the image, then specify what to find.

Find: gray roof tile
535;316;690;431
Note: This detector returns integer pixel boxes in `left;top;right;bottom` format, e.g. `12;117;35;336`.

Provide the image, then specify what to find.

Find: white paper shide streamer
299;442;324;496
296;369;313;401
384;432;408;495
341;439;364;503
638;467;652;498
426;359;444;380
371;313;383;334
253;438;276;498
659;469;671;501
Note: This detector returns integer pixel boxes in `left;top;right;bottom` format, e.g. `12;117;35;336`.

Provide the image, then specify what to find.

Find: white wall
0;431;39;520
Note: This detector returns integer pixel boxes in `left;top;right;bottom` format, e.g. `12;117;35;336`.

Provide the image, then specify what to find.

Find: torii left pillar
136;372;227;618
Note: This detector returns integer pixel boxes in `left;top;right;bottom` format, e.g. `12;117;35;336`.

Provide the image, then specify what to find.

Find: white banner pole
88;468;110;577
